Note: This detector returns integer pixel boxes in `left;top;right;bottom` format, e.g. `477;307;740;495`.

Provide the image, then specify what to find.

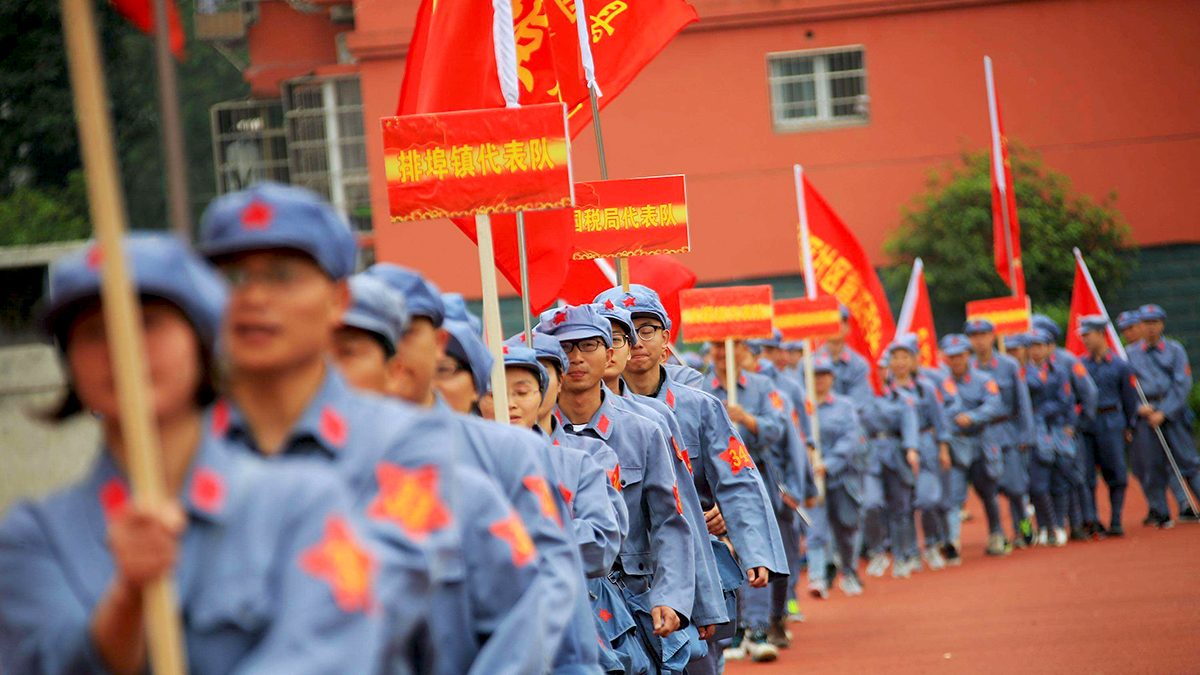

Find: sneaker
767;619;791;649
786;599;805;622
960;510;973;522
1142;512;1156;526
839;572;864;597
1053;528;1069;546
866;554;890;578
923;547;947;570
891;557;911;579
1011;534;1028;550
1178;507;1200;524
1154;513;1175;529
723;630;747;661
1087;522;1107;540
746;631;779;662
1036;529;1050;547
1107;523;1125;537
808;580;829;600
942;542;962;566
1069;527;1089;542
985;533;1009;556
1018;517;1033;542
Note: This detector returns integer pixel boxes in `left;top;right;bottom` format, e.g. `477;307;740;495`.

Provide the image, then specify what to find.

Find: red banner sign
382;103;574;222
966;295;1032;336
774;296;841;341
569;175;689;260
679;285;775;343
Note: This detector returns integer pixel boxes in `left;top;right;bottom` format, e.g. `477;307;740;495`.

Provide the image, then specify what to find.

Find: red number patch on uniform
1073;361;1088;378
804;399;814;416
366;463;452;541
769;391;785;411
523;475;563;528
189;468;225;515
559;483;574;506
99;479;129;520
665;388;676;410
942;378;959;396
986;380;1000;395
1130;374;1138;389
673;437;693;474
300;515;375;613
489;510;537;567
673;485;684;514
718;436;756;475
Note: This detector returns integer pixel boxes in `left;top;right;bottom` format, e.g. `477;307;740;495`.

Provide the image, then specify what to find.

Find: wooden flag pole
58;0;188;671
151;0;191;240
476;213;512;424
794;164;826;501
515;211;535;344
724;338;738;407
587;85;630;292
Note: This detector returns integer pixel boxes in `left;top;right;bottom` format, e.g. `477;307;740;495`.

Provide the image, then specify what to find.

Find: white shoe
891;558;911;579
723;631;748;661
746;636;779;663
839;573;865;597
923;547;947;570
1036;529;1050;546
808;580;829;600
866;554;890;577
1053;528;1068;547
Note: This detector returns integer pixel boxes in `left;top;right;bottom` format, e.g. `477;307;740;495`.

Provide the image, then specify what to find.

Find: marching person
198;183;545;675
888;335;952;571
1115;311;1143;346
966;319;1036;552
1026;329;1080;546
862;349;921;579
536;304;697;669
0;235;385;675
939;334;1006;562
807;355;868;597
598;285;788;671
815;306;874;412
1126;304;1200;527
1077;315;1139;536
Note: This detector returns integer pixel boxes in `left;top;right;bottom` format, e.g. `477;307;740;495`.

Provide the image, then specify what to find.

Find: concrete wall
0;344;99;515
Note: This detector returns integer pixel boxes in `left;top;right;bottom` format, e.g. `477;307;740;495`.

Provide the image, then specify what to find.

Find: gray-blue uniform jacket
757;359;814;445
1080;351;1140;435
863;386;920;484
700;370;793;512
434;401;592;674
895;376;952;465
546;419;630;547
941;368;1006;476
1052;348;1099;423
610;385;727;629
1026;360;1078;463
815;344;875;412
665;362;705;388
1126;338;1198;471
0;434;387;675
557;389;696;620
538;433;625;578
815;394;868;525
646;367;788;575
213;370;545;675
971;352;1036;449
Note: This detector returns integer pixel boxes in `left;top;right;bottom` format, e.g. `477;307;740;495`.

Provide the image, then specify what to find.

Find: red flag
797;175;896;382
396;0;696;312
985;57;1024;297
895;258;938;369
1066;249;1123;359
560;254;696;343
109;0;186;58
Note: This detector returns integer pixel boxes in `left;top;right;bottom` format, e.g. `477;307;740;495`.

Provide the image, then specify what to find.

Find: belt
990;415;1010;425
874;432;901;440
1097;405;1119;414
1144;395;1163;404
920;426;936;434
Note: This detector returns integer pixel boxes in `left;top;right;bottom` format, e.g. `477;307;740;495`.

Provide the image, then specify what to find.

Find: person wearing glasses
536;304;696;672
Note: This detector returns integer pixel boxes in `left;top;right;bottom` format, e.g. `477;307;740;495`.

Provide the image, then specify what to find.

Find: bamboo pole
476;214;511;424
59;0;187;671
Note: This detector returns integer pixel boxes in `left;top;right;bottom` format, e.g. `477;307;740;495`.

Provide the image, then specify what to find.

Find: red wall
247;0;1200;298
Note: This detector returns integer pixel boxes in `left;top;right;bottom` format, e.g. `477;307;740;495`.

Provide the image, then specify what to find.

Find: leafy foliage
882;143;1133;310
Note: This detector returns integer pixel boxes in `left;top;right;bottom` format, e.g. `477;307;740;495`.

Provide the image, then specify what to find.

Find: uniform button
638;563;645;571
620;480;627;487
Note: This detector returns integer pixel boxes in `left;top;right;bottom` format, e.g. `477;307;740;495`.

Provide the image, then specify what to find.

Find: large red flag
985;56;1024;297
109;0;185;57
1066;248;1124;359
895;258;938;369
558;254;696;343
396;0;697;312
798;175;896;376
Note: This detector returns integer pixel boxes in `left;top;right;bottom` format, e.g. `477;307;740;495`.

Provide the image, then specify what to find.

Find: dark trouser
1135;418;1200;517
950;458;1003;536
864;467;915;560
997;445;1031;540
1030;454;1081;530
1081;413;1131;527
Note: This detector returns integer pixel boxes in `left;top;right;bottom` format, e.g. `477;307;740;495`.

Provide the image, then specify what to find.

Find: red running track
725;486;1200;675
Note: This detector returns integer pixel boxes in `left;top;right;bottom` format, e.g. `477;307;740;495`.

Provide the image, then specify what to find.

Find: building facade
202;0;1200;300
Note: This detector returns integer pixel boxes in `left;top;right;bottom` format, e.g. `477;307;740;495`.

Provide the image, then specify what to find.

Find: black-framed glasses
611;333;631;349
635;324;665;340
562;337;604;354
434;360;468;379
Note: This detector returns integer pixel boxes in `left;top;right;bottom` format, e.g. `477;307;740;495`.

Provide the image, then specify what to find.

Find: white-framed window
210;99;290;194
767;46;869;132
282;75;371;232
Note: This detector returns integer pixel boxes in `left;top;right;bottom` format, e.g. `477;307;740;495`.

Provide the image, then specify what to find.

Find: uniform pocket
190;575;271;634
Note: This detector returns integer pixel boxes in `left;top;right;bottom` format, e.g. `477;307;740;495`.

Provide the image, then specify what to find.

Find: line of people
2;182;1196;675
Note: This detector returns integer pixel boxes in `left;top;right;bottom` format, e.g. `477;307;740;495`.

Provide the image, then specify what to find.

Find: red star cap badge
622;296;636;307
99;478;129;520
553;312;567;325
604;299;615;310
320;406;348;448
240;200;274;230
523;475;563;528
189;467;225;514
366;463;452;541
489;510;537;567
300;515;375;613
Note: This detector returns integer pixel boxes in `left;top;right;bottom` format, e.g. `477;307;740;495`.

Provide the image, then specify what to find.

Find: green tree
882;143;1133;313
0;0;248;243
